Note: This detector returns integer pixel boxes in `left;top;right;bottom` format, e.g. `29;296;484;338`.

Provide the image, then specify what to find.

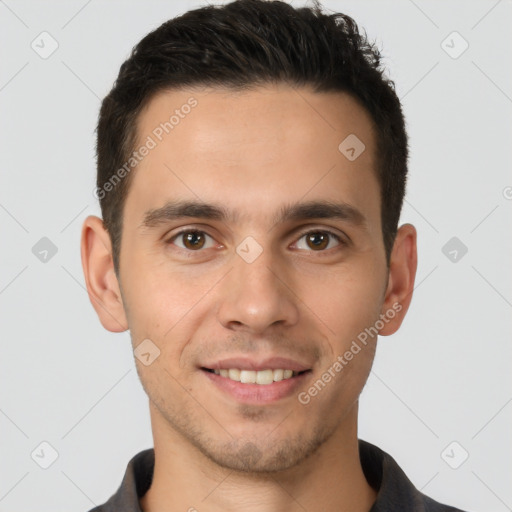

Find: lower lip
202;370;310;404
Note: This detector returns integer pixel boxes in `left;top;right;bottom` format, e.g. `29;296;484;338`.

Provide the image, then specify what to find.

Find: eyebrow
140;199;367;230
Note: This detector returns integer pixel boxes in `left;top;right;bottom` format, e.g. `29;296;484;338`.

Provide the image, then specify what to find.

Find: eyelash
166;228;347;254
294;228;346;251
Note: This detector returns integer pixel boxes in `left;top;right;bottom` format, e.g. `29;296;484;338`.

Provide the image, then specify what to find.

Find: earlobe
80;215;128;332
378;223;418;336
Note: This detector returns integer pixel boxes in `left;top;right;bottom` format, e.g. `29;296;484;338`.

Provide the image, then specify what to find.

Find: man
81;0;467;510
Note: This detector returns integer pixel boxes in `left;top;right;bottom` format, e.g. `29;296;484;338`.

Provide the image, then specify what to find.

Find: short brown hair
96;0;408;273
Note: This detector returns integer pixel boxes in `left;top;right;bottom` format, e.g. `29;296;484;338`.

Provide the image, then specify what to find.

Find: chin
191;428;331;474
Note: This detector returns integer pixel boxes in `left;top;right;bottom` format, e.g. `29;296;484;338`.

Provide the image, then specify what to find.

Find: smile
203;368;306;385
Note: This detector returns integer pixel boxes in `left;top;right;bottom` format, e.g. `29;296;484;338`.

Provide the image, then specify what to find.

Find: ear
80;215;128;332
378;223;418;336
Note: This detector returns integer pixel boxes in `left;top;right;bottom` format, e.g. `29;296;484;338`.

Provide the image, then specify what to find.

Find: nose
216;248;300;334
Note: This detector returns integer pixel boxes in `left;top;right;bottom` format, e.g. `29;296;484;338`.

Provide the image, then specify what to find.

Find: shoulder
359;440;470;512
85;448;155;512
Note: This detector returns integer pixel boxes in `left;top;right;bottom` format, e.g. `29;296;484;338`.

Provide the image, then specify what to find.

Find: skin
81;83;417;512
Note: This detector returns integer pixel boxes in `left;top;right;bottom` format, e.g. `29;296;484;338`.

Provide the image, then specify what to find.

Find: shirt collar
90;439;461;511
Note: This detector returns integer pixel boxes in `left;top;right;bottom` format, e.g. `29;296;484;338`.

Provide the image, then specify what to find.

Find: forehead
126;84;380;230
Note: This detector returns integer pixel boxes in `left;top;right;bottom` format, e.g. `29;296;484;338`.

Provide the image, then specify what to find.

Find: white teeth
228;368;241;381
211;368;300;384
256;369;274;385
240;370;256;383
273;369;284;382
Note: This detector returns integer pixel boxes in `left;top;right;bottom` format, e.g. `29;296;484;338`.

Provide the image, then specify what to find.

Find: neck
140;402;377;512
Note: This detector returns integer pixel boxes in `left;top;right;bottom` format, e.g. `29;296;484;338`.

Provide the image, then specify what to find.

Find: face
84;84;416;473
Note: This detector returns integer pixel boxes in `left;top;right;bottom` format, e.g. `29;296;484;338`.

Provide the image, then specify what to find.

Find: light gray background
1;1;511;511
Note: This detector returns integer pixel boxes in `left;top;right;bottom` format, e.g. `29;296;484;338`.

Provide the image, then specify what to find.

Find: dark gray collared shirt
87;439;468;511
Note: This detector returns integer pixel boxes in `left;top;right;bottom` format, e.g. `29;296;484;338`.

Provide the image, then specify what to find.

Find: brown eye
170;230;216;251
183;231;205;250
295;230;342;252
305;232;329;250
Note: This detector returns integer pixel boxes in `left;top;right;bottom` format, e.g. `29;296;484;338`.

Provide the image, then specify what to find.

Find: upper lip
201;356;312;372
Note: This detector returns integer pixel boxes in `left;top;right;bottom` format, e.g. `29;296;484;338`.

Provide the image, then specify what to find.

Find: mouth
199;357;313;404
201;367;310;385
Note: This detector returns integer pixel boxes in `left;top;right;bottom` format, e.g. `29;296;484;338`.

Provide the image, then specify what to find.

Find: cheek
120;257;221;354
305;264;385;348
